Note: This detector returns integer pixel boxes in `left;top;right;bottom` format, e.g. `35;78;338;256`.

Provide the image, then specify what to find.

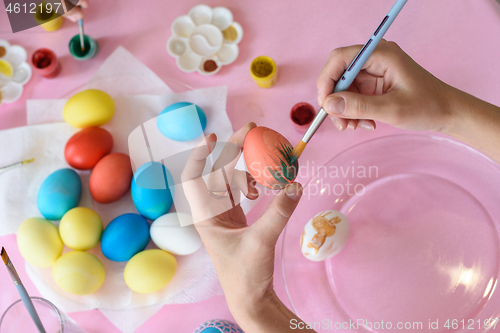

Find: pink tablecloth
1;0;500;332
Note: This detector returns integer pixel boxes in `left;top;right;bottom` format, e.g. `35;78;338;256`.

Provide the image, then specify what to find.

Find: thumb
323;91;394;120
250;182;303;247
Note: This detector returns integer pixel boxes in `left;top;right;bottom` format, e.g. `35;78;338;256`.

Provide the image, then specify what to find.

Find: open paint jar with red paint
290;102;316;133
31;48;61;79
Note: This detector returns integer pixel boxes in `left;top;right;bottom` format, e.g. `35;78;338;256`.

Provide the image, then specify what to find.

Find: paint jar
31;48;61;78
33;2;64;32
290;102;316;133
69;35;98;61
250;56;277;88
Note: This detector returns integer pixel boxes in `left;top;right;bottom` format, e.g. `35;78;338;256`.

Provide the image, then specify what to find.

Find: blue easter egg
131;162;175;221
101;213;150;262
37;168;82;220
157;102;207;141
194;319;244;333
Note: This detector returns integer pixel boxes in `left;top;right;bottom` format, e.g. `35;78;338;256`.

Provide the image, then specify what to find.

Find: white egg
150;213;203;255
300;210;350;261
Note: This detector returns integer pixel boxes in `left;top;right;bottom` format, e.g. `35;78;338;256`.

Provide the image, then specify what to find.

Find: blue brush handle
334;0;408;93
301;0;408;143
16;285;47;333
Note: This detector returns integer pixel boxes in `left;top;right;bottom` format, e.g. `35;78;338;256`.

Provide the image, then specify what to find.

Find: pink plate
282;134;500;332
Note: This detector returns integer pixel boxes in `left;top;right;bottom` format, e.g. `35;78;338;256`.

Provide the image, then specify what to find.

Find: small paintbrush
292;0;409;161
78;18;85;52
1;247;47;333
0;158;35;174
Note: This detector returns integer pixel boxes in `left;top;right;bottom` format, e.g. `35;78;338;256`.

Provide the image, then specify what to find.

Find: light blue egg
101;213;150;262
194;319;244;333
157;102;207;141
131;162;175;221
37;168;81;220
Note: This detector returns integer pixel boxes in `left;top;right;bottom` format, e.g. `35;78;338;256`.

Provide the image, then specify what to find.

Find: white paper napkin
0;46;257;333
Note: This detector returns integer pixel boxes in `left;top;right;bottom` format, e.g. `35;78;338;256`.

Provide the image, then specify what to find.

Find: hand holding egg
182;123;305;328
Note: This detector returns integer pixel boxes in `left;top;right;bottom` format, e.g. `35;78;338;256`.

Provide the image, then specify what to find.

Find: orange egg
243;126;299;189
65;127;113;170
89;153;133;203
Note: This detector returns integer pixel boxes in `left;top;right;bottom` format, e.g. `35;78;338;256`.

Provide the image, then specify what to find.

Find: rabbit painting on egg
300;210;351;261
307;212;342;255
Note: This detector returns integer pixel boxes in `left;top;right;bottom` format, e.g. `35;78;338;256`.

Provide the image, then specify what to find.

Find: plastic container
167;5;243;76
250;56;277;88
0;297;86;332
69;35;98;61
0;40;32;105
31;48;60;78
33;2;64;32
282;134;500;332
290;102;316;133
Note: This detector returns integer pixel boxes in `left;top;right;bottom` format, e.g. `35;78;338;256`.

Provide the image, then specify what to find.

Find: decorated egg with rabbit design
300;210;350;261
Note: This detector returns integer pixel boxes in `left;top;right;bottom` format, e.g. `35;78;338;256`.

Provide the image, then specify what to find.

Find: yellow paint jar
250;56;277;88
34;2;64;32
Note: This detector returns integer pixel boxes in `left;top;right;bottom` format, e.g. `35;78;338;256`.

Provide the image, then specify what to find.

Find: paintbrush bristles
22;158;35;165
292;140;307;160
1;247;9;265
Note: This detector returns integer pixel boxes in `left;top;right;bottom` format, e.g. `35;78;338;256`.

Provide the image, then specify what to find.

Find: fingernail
285;183;302;202
325;97;345;115
359;123;374;131
331;117;343;131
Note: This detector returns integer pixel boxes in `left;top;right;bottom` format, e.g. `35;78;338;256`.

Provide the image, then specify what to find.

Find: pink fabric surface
1;0;500;332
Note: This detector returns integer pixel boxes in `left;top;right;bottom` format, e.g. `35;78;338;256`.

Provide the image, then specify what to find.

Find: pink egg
89;153;133;203
243;126;298;189
64;127;113;170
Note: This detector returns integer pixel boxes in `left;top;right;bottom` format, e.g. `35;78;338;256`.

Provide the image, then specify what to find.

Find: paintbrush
1;247;47;333
0;158;35;174
78;18;85;52
292;0;409;161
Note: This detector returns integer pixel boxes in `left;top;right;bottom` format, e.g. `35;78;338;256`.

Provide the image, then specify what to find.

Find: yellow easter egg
17;217;63;268
124;249;177;293
52;251;105;295
59;207;103;251
63;89;115;128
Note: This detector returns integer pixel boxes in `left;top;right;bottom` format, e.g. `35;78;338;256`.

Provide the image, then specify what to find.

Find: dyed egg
63;89;115;128
243;126;299;189
300;210;350;261
52;251;105;295
37;168;82;220
124;249;177;293
17;217;63;268
157;102;207;141
89;153;133;203
150;213;202;255
194;319;244;333
59;207;103;251
100;213;150;262
64;127;113;170
131;162;174;220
